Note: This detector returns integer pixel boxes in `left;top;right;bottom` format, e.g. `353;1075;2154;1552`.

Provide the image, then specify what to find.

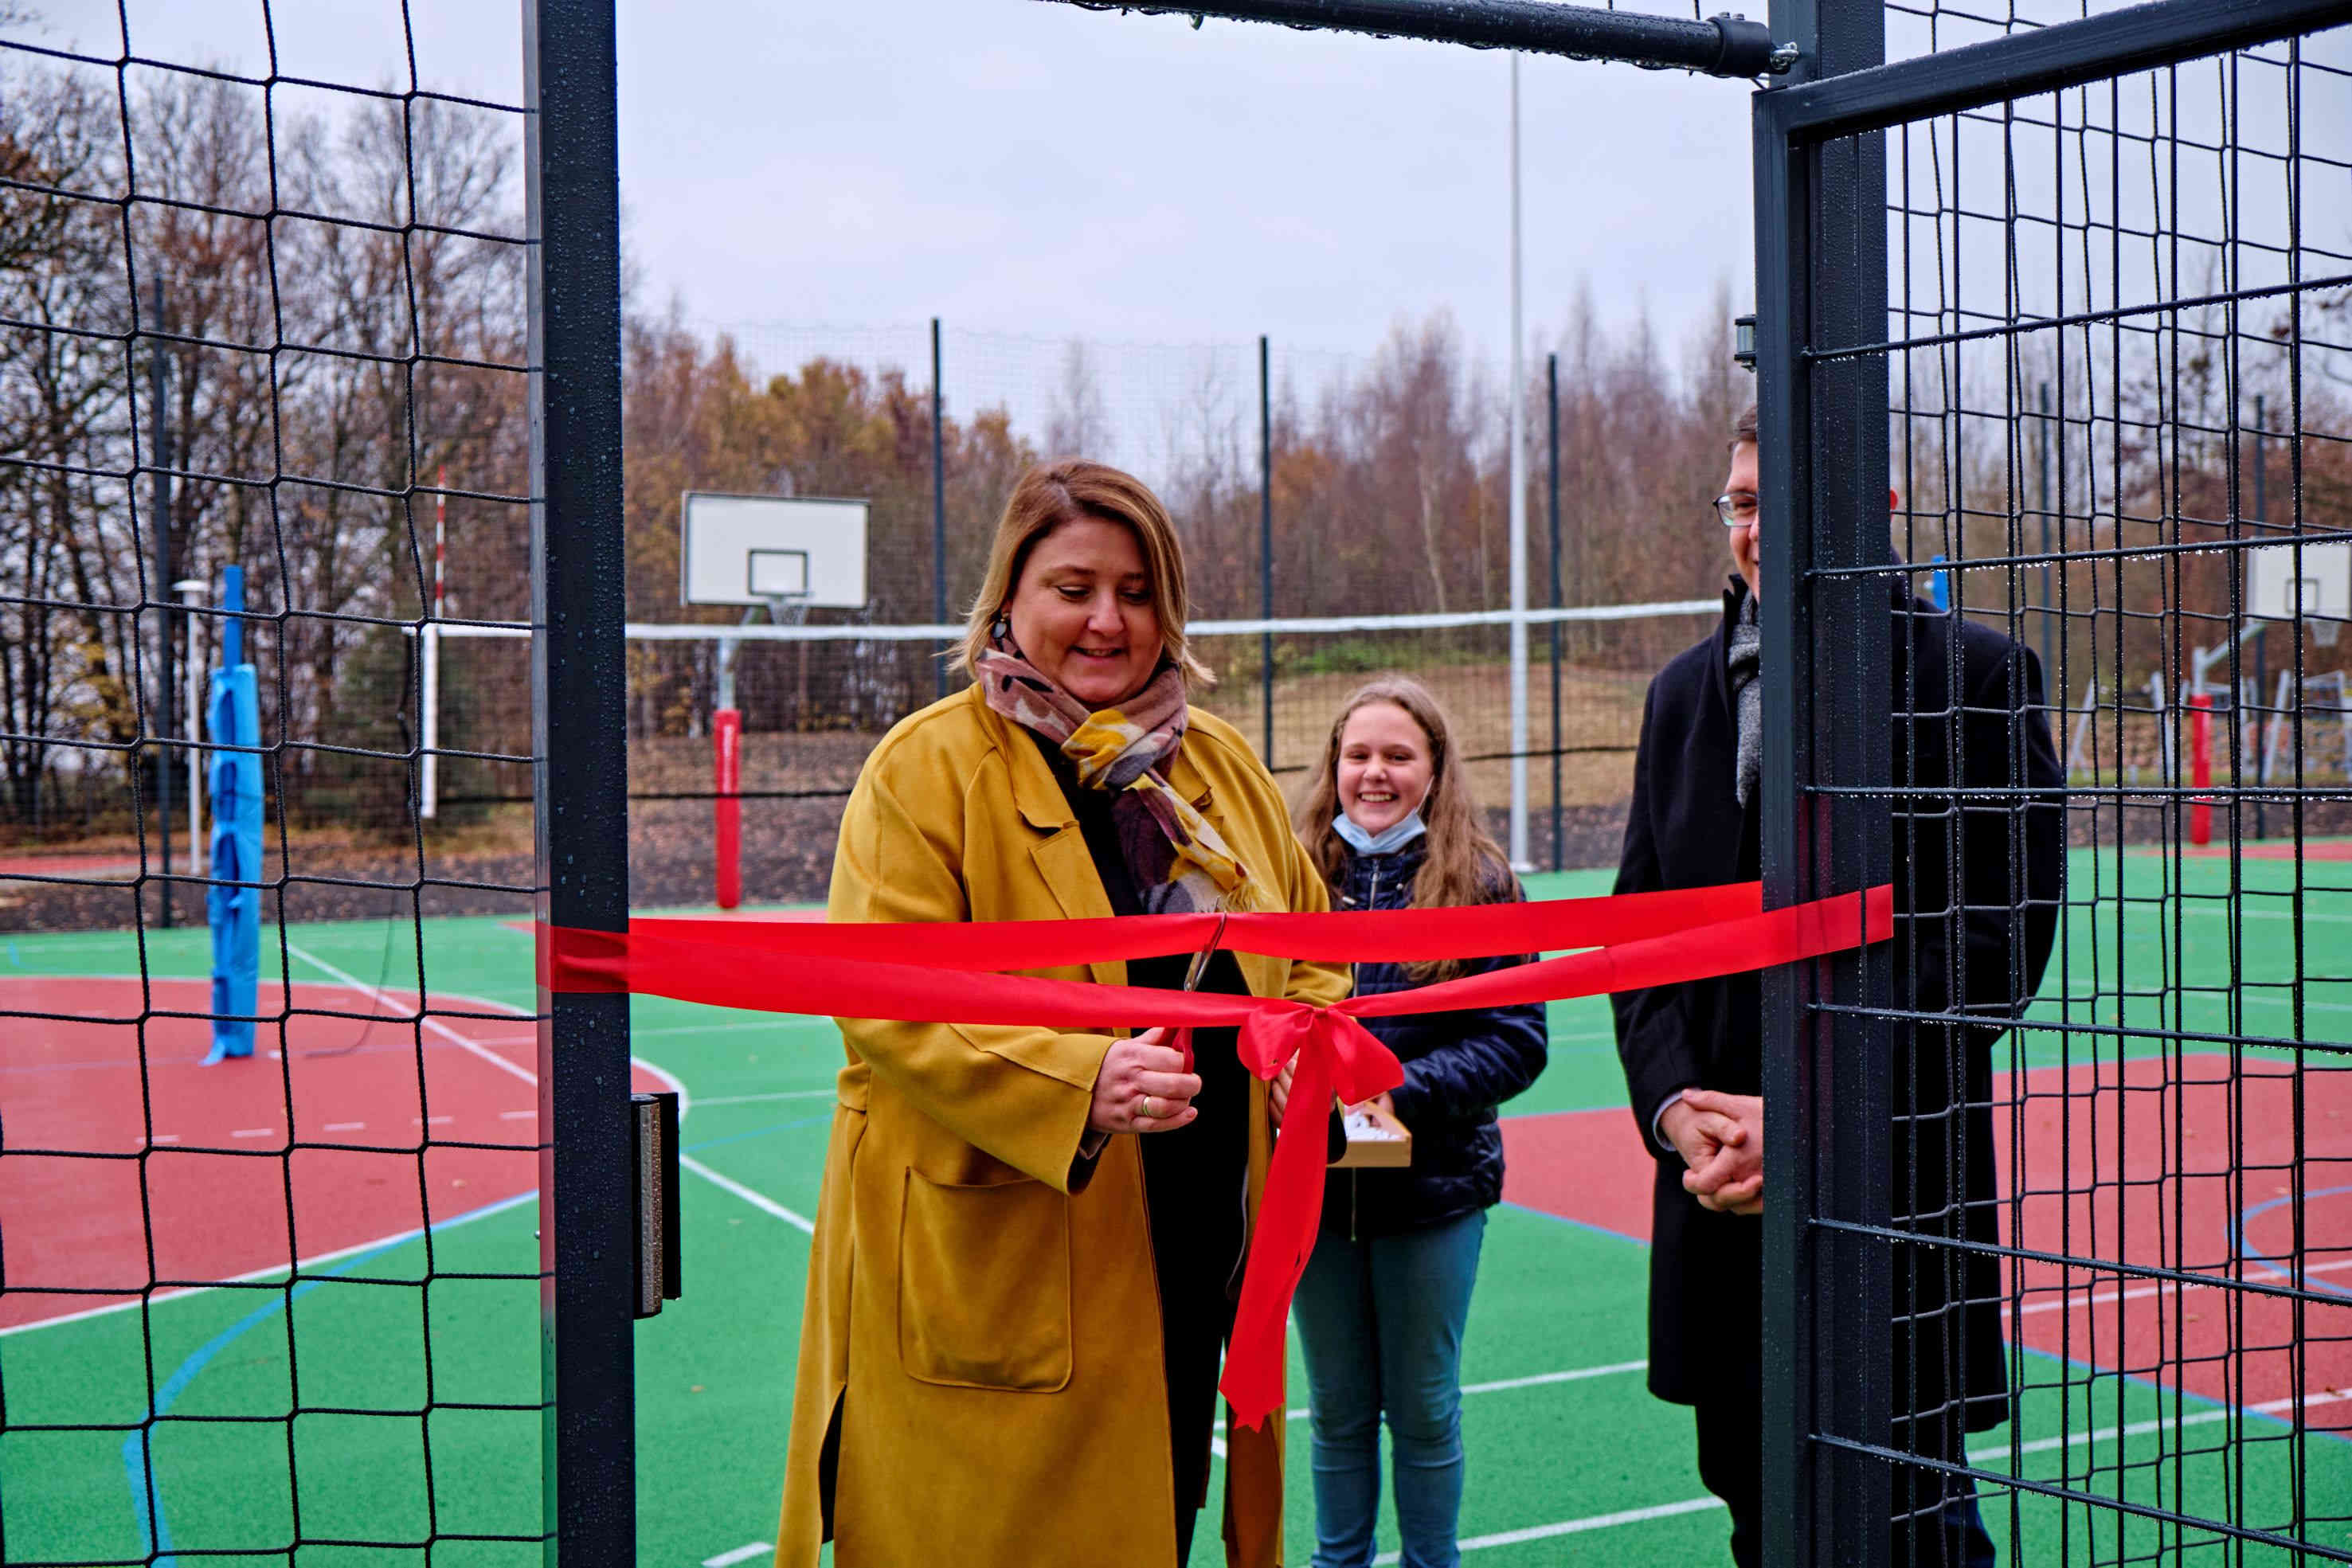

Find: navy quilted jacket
1320;836;1549;1239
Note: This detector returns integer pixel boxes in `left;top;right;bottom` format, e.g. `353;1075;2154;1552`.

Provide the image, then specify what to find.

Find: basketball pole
714;611;748;910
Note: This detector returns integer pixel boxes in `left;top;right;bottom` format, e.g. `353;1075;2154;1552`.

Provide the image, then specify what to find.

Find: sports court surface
4;848;2349;1566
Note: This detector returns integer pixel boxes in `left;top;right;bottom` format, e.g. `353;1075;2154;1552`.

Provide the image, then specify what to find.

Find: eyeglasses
1713;492;1758;528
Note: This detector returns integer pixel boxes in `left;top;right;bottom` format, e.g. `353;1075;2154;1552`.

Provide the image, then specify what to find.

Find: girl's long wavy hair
1293;676;1515;983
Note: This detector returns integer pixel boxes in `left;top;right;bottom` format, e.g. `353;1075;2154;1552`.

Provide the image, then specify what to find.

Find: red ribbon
542;879;1892;1429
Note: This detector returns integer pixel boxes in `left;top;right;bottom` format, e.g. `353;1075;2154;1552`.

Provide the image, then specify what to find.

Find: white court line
1461;1359;1647;1397
1369;1383;2352;1562
2017;1257;2352;1318
702;1544;772;1568
691;1088;840;1108
679;1154;814;1234
0;1187;540;1339
1373;1496;1725;1562
634;1016;836;1038
1211;1359;1649;1457
287;945;825;1232
1969;1386;2352;1463
4;976;808;1337
284;944;538;1089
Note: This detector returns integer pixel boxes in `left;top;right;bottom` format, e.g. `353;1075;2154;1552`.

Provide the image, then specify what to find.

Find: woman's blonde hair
1293;676;1516;983
952;459;1212;687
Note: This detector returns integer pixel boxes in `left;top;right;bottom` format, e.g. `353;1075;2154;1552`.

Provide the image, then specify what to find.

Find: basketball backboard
2248;540;2352;634
680;492;868;610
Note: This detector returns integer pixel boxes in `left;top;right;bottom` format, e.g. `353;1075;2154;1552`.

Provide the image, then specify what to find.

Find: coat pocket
896;1168;1073;1392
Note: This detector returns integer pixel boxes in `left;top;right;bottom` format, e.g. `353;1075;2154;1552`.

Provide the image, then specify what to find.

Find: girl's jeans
1291;1208;1487;1568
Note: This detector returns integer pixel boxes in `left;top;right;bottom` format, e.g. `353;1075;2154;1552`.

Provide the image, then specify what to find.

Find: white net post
420;622;440;819
2262;667;2293;787
176;578;205;874
2064;675;2099;781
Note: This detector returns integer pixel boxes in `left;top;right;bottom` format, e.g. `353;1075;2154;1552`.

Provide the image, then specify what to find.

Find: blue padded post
205;565;261;1065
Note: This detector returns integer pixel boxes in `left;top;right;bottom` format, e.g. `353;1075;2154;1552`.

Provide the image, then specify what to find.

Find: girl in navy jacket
1277;676;1548;1568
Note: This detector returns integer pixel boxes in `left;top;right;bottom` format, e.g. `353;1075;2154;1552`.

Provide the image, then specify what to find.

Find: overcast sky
20;0;1754;365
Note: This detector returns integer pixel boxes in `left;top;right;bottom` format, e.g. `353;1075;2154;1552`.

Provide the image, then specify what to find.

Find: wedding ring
1138;1095;1156;1122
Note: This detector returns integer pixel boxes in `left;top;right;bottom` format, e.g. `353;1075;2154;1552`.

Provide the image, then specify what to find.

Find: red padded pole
714;708;742;909
2189;691;2213;847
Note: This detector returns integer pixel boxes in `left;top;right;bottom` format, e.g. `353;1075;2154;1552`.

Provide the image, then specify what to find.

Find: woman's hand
1270;1060;1295;1128
1088;1027;1202;1135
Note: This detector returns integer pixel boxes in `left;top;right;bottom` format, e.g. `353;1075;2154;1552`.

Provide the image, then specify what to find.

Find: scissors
1172;911;1229;1073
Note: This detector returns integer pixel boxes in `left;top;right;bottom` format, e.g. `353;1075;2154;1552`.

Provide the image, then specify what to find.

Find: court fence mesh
1763;0;2352;1562
0;7;549;1566
10;1;2352;1566
5;207;1770;926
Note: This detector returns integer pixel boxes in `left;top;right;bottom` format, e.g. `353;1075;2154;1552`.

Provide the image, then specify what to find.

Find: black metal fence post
1758;3;1891;1564
1548;350;1563;874
1259;334;1274;765
525;2;634;1562
933;317;949;700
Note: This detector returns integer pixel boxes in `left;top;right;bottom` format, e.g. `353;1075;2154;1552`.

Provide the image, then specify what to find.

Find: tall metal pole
524;2;635;1562
2254;391;2267;841
2037;381;2053;682
1506;53;1529;870
150;278;174;929
1758;5;1891;1566
933;318;949;699
1259;334;1275;765
1547;350;1563;874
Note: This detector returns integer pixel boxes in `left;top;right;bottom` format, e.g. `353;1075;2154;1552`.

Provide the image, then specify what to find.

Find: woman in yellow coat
777;459;1349;1568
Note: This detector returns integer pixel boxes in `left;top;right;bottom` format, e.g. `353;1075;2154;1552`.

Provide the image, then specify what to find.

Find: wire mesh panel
0;2;625;1562
1761;0;2352;1561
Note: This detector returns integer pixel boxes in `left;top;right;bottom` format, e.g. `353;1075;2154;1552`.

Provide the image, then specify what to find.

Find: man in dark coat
1610;404;2064;1567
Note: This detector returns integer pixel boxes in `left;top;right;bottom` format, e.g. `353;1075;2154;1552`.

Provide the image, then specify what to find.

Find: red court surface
1505;1055;2352;1424
0;976;660;1333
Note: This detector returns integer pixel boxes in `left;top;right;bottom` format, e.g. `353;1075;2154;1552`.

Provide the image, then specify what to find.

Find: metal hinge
632;1090;683;1318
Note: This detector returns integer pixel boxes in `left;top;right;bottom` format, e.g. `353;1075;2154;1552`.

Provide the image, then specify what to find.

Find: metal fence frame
1754;2;2352;1562
525;1;634;1562
512;0;2352;1559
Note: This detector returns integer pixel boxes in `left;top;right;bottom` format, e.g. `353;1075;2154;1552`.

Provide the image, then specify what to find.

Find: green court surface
3;850;2349;1566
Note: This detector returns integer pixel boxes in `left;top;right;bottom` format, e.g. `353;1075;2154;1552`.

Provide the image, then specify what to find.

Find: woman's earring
992;611;1011;642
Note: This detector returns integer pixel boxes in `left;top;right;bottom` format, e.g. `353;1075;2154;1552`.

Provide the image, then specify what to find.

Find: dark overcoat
1319;837;1550;1240
1610;576;2064;1432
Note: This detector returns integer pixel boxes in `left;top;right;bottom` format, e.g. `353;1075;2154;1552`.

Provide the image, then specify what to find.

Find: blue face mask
1334;809;1426;856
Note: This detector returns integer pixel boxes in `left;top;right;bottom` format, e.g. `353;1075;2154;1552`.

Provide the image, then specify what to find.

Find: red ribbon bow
542;879;1892;1429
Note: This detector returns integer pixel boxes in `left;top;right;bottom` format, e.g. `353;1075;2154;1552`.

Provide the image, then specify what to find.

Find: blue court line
121;1188;537;1564
2229;1183;2352;1298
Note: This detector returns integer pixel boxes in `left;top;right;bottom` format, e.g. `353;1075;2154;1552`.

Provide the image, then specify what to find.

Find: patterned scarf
1727;587;1763;808
975;636;1256;913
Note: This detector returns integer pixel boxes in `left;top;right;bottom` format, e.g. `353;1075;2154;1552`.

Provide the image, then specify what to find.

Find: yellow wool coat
774;683;1349;1568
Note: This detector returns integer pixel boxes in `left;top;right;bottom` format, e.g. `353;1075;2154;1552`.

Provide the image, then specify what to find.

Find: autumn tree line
6;53;2347;840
